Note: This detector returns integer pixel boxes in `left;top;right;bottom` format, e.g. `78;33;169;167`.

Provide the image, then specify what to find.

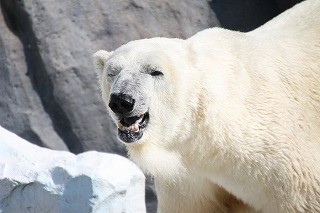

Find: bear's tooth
133;124;139;132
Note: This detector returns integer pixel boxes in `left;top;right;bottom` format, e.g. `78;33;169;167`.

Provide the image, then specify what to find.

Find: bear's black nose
109;93;135;114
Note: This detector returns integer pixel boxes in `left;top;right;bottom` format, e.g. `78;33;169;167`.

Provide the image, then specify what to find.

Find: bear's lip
117;112;149;143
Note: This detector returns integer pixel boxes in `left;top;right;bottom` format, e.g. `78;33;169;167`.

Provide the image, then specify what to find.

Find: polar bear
93;0;320;212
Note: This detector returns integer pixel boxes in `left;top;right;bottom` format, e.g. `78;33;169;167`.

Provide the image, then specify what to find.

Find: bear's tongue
118;115;143;132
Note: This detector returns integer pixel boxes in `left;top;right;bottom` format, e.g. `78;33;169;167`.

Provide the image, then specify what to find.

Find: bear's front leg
154;177;256;213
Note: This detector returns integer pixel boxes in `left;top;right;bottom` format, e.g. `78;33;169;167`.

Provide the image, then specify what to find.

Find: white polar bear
93;0;320;212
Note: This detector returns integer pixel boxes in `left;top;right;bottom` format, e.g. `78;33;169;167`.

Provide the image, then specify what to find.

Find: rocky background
0;0;302;212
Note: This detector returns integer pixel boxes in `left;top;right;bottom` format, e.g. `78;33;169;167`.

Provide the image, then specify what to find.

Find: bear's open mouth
117;112;149;143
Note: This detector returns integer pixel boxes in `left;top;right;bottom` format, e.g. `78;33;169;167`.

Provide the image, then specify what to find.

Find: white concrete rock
0;126;146;213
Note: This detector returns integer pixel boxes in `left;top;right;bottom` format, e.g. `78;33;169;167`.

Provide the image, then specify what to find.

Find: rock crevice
1;0;83;154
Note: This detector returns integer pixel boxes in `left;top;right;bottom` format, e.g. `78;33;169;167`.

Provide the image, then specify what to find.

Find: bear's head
93;38;201;148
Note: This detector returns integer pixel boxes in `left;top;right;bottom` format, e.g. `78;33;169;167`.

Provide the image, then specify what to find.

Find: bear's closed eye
150;70;163;76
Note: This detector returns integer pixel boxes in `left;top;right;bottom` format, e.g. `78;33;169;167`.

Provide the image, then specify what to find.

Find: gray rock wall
0;0;302;212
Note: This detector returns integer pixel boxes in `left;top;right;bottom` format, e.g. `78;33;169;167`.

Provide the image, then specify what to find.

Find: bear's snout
109;93;135;114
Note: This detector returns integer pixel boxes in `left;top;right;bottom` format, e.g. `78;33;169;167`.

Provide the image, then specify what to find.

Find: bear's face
94;38;197;146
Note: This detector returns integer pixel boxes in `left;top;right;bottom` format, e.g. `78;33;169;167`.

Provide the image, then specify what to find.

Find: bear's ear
93;50;113;77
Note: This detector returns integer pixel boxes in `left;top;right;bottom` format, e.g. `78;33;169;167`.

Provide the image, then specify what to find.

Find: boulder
0;126;146;213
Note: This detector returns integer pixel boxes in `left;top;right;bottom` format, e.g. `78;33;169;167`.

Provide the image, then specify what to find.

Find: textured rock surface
0;0;302;212
0;8;68;151
0;126;145;213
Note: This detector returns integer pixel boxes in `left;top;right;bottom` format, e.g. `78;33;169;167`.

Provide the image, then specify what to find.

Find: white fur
94;0;320;212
